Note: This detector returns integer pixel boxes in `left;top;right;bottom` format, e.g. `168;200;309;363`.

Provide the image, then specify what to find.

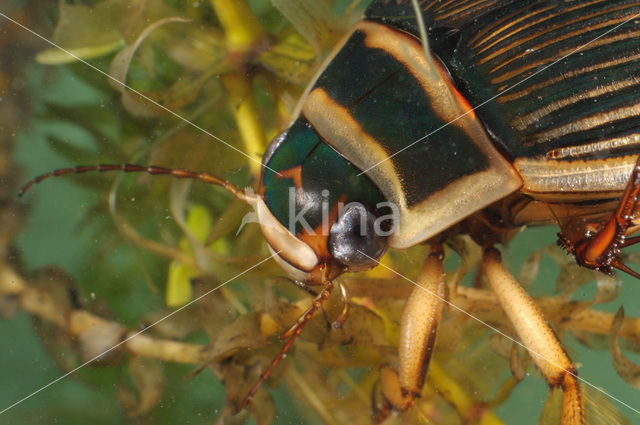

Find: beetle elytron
21;0;640;424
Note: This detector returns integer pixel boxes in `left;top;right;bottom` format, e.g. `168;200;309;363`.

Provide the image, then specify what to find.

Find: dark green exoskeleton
20;1;640;423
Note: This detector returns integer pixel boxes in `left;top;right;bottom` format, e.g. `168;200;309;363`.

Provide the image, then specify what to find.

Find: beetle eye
328;204;389;270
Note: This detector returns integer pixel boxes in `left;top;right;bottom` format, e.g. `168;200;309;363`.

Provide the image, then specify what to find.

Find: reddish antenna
20;162;335;413
18;163;253;203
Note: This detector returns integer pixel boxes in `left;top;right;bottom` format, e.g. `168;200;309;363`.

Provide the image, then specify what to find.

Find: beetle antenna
234;280;334;413
18;164;256;204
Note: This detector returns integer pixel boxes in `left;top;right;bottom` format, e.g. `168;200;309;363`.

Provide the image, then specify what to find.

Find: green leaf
259;31;316;85
36;3;125;64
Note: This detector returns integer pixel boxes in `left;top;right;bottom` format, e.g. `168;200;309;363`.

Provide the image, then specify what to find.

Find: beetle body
19;0;640;293
251;3;640;420
256;0;640;282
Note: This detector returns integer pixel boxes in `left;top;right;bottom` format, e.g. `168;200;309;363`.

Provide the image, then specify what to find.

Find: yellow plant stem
209;0;265;52
428;360;506;425
222;73;267;175
210;0;267;174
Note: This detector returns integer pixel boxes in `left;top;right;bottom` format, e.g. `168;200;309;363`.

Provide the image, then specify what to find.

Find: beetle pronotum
6;0;640;424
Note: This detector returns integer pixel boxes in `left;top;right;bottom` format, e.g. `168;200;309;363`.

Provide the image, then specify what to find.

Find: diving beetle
19;0;640;423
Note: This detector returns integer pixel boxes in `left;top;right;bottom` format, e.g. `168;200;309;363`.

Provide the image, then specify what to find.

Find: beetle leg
289;279;319;297
235;280;334;413
374;366;406;422
620;235;640;248
609;258;640;280
483;248;584;425
559;155;640;278
331;278;350;329
375;244;445;420
279;279;349;338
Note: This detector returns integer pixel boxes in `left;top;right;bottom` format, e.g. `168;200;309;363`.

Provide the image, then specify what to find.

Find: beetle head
249;117;396;283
